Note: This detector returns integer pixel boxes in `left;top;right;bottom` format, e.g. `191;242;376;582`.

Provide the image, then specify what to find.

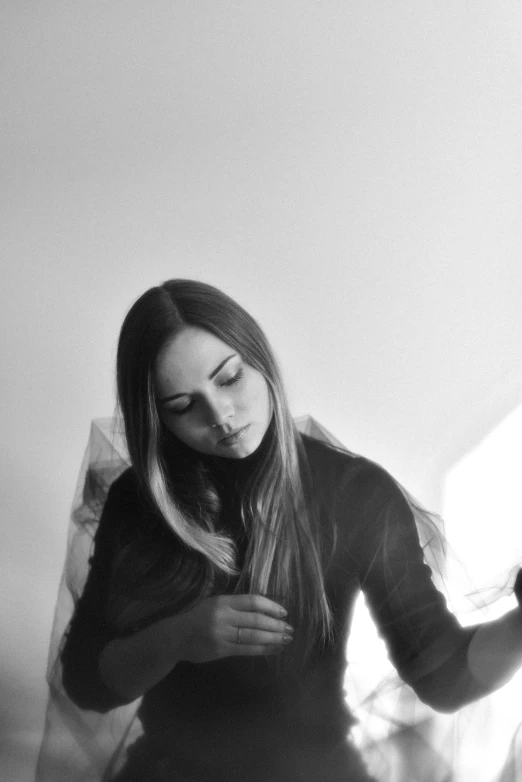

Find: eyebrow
159;354;238;403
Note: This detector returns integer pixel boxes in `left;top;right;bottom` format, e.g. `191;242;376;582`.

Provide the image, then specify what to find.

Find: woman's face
154;327;273;459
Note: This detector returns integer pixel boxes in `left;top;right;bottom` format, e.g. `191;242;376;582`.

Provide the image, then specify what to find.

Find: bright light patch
444;403;522;605
345;403;522;781
441;401;522;781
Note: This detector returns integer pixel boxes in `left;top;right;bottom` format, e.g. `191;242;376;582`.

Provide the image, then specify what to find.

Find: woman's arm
60;471;139;712
98;611;190;702
404;607;522;714
63;468;293;709
466;606;522;693
350;461;520;714
99;593;292;701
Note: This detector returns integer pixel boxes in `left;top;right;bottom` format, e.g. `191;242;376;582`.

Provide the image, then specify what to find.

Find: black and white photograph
2;3;522;780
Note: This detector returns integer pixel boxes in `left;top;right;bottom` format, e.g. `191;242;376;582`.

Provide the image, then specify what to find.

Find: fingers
225;594;288;618
207;594;296;658
232;610;293;636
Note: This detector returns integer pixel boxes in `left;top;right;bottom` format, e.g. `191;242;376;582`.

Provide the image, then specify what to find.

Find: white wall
2;2;522;778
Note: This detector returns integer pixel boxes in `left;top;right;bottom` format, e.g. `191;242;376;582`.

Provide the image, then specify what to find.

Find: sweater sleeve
352;462;483;713
60;470;139;713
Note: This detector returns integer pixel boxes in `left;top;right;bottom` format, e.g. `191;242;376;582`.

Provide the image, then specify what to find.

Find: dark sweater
61;433;481;781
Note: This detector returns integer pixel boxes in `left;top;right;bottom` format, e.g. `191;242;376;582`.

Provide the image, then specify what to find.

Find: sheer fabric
35;419;140;781
36;416;522;781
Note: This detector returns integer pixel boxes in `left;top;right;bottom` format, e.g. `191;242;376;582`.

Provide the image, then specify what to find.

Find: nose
206;396;234;428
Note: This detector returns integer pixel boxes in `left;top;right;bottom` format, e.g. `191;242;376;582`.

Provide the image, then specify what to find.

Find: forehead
154;327;235;387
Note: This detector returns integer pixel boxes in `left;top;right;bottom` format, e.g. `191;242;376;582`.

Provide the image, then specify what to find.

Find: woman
55;279;522;781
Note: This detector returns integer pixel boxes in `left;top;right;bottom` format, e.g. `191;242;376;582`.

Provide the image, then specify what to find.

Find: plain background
2;2;522;779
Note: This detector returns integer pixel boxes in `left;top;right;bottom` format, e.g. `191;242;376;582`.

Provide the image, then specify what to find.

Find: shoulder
105;467;145;508
298;432;395;501
298;431;356;474
98;467;159;540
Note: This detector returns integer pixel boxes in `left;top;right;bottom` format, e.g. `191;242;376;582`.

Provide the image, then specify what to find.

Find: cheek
164;418;202;449
249;375;271;415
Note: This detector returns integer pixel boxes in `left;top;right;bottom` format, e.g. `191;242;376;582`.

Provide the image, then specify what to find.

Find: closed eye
167;368;244;416
169;400;195;416
220;368;244;388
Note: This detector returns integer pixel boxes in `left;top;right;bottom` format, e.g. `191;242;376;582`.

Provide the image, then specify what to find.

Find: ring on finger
236;626;242;644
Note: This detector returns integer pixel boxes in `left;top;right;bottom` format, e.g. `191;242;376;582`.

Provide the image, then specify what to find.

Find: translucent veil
35;418;141;782
35;416;522;782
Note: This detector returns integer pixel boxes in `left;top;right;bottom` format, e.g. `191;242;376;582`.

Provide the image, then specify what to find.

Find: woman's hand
176;594;294;664
99;594;294;701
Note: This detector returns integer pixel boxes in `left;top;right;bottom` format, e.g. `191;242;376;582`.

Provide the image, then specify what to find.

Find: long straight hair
115;279;335;655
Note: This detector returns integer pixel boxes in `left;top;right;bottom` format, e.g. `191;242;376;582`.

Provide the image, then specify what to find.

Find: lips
219;425;249;443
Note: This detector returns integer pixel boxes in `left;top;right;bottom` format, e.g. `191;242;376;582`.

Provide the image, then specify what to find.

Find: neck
201;424;272;484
